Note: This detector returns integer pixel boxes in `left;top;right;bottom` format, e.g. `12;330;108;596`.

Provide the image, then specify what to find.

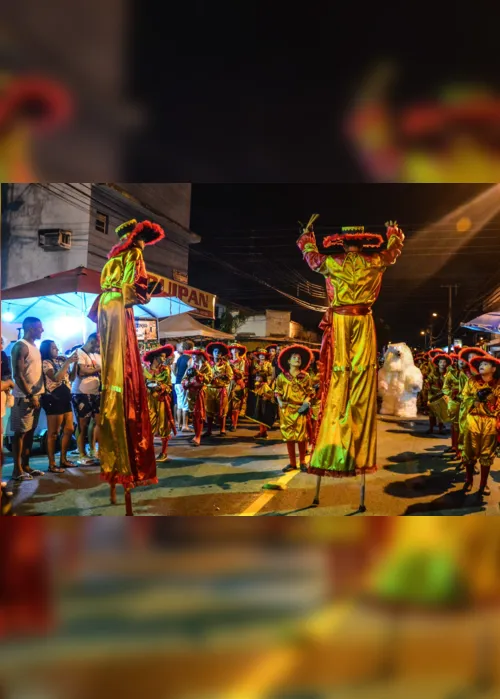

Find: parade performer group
9;213;476;516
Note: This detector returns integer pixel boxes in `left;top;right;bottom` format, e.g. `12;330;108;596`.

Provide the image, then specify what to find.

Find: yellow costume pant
463;414;497;468
147;392;171;439
311;312;377;476
206;386;229;418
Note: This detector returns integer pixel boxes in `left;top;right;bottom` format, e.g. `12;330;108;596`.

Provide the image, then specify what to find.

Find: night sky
189;184;500;348
131;3;500;181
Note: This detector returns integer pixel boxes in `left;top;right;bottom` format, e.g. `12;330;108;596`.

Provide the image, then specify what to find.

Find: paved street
3;416;500;516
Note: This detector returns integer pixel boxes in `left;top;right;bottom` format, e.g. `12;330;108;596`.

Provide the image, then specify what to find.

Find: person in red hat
461;354;500;501
143;344;176;462
265;344;279;383
457;347;489;466
204;343;233;437
95;218;165;514
228;343;248;431
182;349;213;446
251;348;273;388
297;215;404;483
275;345;315;472
426;353;451;434
443;352;461;461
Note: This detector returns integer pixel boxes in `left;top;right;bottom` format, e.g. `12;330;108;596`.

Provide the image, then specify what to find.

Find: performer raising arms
183;349;213;446
297;215;404;509
143;344;176;462
228;343;247;431
95;219;164;514
205;342;234;437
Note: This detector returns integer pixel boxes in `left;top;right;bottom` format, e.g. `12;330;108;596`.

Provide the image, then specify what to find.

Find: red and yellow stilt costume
205;343;233;436
297;217;404;478
275;345;315;472
228;344;248;431
182;350;213;446
93;219;164;511
143;344;176;462
461;354;500;499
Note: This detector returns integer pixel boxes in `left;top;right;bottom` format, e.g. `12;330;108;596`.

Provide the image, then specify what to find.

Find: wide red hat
428;348;444;358
278;344;313;374
108;219;165;259
228;343;247;357
142;343;174;364
186;348;210;363
468;354;500;378
323;225;384;249
431;353;452;368
206;342;229;357
458;346;488;363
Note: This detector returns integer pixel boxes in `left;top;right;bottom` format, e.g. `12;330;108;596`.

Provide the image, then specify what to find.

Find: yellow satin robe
298;228;403;476
443;365;460;423
275;371;314;442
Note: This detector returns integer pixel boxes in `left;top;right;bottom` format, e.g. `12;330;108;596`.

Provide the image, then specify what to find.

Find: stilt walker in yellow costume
143;344;176;462
461;354;500;503
297;214;404;511
92;219;165;515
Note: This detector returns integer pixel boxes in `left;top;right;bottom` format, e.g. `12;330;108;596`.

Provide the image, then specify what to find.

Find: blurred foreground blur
1;519;499;698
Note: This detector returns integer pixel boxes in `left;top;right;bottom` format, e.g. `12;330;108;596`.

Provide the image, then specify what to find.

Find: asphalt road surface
3;416;500;516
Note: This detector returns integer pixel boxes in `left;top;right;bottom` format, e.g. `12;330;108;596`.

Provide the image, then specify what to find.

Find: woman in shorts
40;340;78;473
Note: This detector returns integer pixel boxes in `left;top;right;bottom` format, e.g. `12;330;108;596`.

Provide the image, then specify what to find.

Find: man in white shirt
71;333;101;465
10;317;45;481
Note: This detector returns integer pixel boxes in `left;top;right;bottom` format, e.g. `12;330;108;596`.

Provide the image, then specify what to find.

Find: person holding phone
40;341;78;473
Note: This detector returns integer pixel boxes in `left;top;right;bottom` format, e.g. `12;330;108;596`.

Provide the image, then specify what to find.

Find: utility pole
441;284;458;351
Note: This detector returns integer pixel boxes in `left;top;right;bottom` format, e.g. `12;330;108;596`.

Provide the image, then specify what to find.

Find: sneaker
76;456;96;466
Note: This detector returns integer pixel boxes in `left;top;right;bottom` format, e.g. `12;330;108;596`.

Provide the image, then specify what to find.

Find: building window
95;211;108;234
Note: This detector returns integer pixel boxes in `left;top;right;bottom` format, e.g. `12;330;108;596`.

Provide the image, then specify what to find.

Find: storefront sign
153;274;215;319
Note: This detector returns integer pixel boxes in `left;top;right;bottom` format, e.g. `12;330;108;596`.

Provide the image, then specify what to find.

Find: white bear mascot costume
378;343;423;418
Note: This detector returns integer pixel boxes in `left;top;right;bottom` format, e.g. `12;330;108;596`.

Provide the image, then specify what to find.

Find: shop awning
159;312;234;340
1;266;194;323
460;312;500;334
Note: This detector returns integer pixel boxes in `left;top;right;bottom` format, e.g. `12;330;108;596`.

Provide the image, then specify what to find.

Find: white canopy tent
460;312;500;335
159;312;234;341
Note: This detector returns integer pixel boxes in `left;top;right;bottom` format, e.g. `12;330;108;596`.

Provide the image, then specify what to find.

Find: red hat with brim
431;353;452;368
458;346;488;363
206;342;229;357
255;348;269;357
108;219;165;259
142;343;175;364
186;348;210;363
265;344;279;352
0;75;73;134
428;349;444;358
228;343;247;357
323;225;384;249
468;354;500;378
278;344;313;374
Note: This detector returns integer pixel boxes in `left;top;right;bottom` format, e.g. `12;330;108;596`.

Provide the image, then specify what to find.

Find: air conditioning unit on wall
38;229;72;251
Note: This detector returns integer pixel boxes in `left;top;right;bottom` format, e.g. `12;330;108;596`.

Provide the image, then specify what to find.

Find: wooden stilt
124;487;134;516
109;483;117;505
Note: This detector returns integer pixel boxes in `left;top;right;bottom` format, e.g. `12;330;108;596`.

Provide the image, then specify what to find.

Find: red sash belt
332;304;372;316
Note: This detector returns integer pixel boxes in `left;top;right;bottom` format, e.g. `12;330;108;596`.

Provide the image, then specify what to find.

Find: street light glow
432;312;438;317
